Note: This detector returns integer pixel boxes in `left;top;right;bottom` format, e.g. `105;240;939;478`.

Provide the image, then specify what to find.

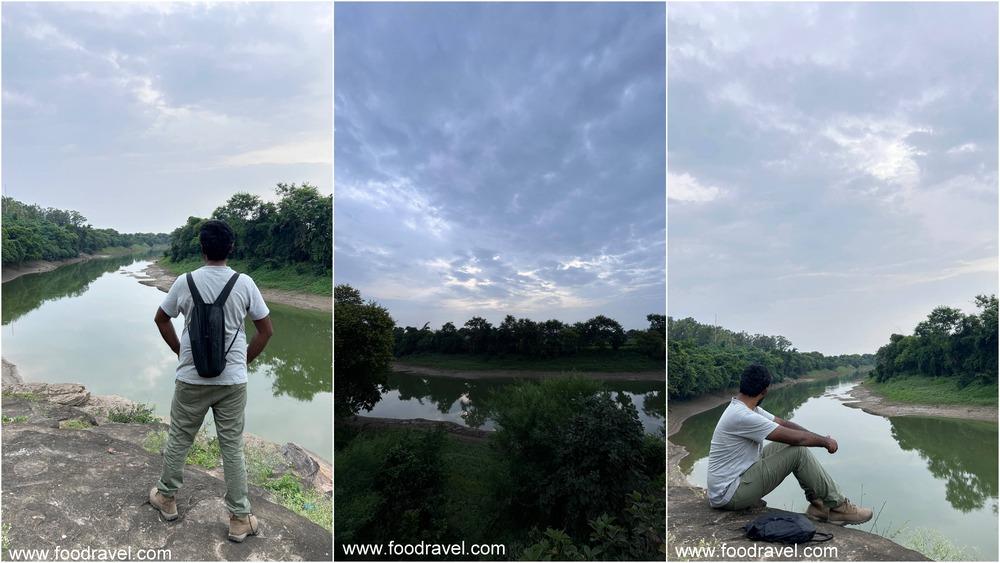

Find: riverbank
393;360;664;381
1;358;332;529
842;379;998;423
666;369;929;561
2;253;108;283
138;260;331;313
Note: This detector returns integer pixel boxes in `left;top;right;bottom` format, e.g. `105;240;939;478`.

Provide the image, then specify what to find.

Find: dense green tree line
393;313;665;360
667;316;874;400
872;295;998;387
166;183;331;273
1;197;168;265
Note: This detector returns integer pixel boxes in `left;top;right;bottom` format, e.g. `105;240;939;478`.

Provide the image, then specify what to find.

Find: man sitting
706;364;873;525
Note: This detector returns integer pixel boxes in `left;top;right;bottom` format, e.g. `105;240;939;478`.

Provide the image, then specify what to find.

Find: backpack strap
214;272;241;306
186;273;205;306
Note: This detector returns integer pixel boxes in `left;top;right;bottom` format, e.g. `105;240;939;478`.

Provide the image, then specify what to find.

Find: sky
335;3;666;330
2;2;332;234
668;3;999;355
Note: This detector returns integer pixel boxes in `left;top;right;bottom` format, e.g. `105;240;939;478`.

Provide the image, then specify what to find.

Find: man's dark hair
200;220;235;261
740;364;772;396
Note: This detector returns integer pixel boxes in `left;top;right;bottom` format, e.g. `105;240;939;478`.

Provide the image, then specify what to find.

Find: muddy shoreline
391;361;665;381
137;259;331;313
842;380;998;423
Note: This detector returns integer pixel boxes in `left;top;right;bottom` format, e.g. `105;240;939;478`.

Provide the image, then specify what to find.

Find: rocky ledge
1;362;331;561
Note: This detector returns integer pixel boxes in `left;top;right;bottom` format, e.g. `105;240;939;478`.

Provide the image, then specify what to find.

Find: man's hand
154;307;181;357
247;316;274;365
825;436;838;454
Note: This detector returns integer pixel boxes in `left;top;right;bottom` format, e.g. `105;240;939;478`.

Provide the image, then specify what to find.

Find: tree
334;284;395;418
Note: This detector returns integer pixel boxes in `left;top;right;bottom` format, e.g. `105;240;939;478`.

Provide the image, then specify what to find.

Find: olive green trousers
723;442;845;510
156;380;251;515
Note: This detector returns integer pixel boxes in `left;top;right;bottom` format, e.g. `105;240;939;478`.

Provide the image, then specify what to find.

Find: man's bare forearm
247;333;271;365
781;419;809;433
156;321;181;357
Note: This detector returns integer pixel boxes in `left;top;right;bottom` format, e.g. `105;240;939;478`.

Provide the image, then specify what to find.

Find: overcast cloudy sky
2;2;331;233
668;3;998;355
335;3;665;330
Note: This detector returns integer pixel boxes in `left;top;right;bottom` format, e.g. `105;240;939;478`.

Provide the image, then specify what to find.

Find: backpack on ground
186;272;242;378
743;512;834;545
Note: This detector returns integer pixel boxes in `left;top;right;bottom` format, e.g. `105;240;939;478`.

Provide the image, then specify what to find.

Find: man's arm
247;316;274;365
767;425;838;454
154;307;181;357
773;415;809;433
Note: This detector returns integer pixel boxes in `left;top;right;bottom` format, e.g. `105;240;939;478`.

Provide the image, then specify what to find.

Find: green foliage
2;522;10;550
475;378;651;537
668;316;874;399
2;196;168;265
868;376;997;407
166;183;331;274
261;473;333;531
59;419;92;430
902;527;980;561
520;490;665;561
393;349;663;372
334;285;396;417
1;415;28;424
393;312;665;362
872;295;998;388
107;403;159;424
334;429;450;548
1;391;41;401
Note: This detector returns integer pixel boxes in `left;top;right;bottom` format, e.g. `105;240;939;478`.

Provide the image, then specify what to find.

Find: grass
142;429;332;531
59;419;92;430
107;403;159;424
395;349;663;373
160;257;331;296
1;416;28;424
2;522;10;550
867;375;998;407
1;391;41;402
901;527;980;561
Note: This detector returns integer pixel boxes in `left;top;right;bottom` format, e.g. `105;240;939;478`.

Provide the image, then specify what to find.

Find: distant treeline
668;316;874;400
1;197;169;266
872;295;998;387
166;183;331;273
393;313;666;359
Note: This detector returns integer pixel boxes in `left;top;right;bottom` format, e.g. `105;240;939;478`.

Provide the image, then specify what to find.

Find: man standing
148;219;274;542
707;365;873;525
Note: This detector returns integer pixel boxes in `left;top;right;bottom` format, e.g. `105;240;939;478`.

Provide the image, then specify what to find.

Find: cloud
223;139;333;167
668;172;723;203
668;3;998;354
335;3;665;328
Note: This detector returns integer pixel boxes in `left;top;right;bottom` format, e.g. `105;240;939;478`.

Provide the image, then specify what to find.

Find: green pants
156;380;250;515
724;442;845;510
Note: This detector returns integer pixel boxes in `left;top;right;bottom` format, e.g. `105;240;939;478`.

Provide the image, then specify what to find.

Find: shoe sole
228;530;258;543
806;512;872;527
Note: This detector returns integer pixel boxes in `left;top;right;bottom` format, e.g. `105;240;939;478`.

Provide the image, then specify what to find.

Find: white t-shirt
159;265;270;385
706;398;779;507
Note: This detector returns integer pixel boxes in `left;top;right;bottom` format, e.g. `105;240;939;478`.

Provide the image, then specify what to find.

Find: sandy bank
1;253;109;283
137;260;331;313
842;380;998;423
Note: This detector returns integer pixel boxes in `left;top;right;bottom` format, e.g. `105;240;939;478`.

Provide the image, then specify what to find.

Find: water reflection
366;371;664;434
251;303;332;402
889;416;999;514
2;254;141;325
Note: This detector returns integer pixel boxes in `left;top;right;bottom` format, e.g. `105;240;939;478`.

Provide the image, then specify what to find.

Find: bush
108;403;158;424
484;378;650;537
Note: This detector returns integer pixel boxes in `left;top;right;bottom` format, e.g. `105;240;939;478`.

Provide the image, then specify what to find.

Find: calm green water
366;370;665;435
2;256;332;461
671;377;998;560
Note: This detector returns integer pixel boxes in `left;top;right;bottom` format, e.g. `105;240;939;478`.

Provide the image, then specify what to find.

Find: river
670;376;998;560
1;255;332;462
365;370;665;435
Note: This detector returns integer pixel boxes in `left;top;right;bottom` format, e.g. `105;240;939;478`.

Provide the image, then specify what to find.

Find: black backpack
743;513;834;545
186;272;242;378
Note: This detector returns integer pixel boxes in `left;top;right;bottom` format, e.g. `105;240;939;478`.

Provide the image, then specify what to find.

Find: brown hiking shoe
148;487;178;521
825;498;873;526
805;498;830;521
228;513;259;543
